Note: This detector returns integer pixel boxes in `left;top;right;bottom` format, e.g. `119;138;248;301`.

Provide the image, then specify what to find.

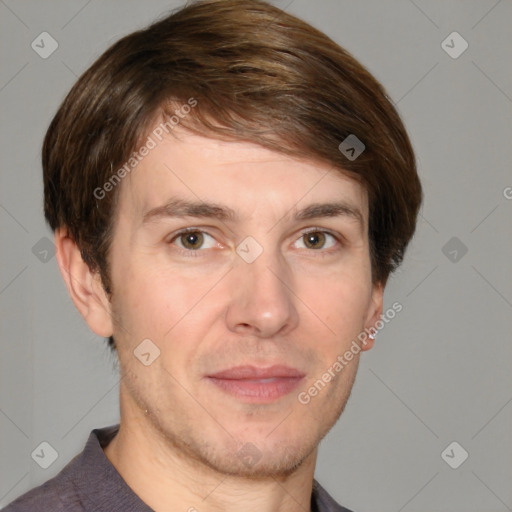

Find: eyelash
167;227;344;258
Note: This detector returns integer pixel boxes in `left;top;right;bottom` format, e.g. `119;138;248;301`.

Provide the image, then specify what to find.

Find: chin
200;440;316;479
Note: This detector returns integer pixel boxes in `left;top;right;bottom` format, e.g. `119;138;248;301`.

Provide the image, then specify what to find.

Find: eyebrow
141;198;364;230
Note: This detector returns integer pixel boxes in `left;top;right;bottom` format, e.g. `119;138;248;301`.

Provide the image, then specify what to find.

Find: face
105;128;382;477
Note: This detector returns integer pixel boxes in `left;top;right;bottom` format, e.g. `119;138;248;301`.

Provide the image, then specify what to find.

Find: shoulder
2;424;120;512
313;479;356;512
2;463;83;511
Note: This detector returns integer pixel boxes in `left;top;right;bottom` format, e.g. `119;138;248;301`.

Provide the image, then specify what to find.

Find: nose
224;246;299;338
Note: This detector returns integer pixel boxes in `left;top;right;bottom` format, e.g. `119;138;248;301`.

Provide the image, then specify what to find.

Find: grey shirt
4;424;354;512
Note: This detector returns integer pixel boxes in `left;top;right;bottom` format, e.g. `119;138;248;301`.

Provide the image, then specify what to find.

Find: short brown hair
43;0;422;351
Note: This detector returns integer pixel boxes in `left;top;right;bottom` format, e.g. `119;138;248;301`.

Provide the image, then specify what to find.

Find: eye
294;229;339;251
170;229;217;251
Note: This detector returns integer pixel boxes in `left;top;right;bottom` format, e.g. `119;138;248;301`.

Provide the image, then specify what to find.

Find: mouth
206;365;305;403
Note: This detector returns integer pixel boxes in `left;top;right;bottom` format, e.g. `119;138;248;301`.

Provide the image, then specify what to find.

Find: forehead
120;129;368;228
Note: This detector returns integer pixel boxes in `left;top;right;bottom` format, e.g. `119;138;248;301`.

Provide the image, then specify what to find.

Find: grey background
1;1;511;511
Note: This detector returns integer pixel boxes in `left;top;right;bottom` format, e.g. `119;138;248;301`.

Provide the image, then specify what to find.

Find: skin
55;127;383;512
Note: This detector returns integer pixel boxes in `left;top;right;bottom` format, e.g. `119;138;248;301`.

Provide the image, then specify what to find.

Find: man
5;0;422;510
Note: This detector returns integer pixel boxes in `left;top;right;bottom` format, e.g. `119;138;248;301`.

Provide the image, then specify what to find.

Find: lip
206;365;305;403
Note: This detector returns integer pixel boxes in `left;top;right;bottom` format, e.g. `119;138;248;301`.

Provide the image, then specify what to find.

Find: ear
54;227;114;337
360;281;384;351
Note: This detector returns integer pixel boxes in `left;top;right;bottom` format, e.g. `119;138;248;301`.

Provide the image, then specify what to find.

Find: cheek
113;261;219;344
299;268;371;334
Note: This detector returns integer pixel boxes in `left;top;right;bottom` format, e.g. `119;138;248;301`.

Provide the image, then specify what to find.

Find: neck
104;420;317;512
